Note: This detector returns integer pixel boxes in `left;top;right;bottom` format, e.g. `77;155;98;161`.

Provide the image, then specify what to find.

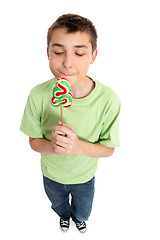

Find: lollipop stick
60;106;63;125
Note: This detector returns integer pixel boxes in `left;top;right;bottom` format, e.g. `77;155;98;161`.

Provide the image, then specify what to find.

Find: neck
71;76;95;99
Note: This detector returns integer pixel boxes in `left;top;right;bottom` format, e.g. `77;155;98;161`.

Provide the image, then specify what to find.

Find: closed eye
75;53;85;56
54;52;64;55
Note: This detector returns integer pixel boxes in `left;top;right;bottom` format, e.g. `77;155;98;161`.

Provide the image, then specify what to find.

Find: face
47;28;97;87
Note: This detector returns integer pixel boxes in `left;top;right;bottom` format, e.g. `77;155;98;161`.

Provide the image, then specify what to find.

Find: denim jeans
43;176;95;223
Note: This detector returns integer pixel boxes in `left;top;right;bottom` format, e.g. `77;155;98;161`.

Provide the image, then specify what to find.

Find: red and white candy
51;77;72;108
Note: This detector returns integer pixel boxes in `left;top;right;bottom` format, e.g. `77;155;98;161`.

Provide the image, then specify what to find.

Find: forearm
29;136;114;158
29;137;54;155
78;140;115;158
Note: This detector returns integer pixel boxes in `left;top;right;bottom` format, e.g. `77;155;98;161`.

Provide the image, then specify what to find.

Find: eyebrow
74;45;88;49
51;43;64;48
51;43;88;49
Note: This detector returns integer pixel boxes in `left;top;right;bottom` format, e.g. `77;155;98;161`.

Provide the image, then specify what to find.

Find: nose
62;53;72;69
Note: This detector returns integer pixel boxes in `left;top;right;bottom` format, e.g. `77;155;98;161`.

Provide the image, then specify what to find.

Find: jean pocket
86;176;95;185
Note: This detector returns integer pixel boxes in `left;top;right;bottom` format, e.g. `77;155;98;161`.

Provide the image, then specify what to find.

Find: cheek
49;56;60;68
78;58;91;72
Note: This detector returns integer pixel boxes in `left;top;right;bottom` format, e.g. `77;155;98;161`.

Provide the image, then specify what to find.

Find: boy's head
47;14;97;53
47;14;98;85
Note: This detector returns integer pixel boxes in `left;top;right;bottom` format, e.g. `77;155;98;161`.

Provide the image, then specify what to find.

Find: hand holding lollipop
51;77;72;125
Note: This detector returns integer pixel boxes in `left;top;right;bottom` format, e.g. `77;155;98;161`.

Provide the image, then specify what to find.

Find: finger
55;130;66;136
52;143;66;155
52;140;68;151
52;126;66;136
52;130;67;139
53;125;73;137
58;121;74;131
55;141;68;149
52;133;68;145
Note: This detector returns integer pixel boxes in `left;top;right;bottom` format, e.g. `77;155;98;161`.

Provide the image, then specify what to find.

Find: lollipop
51;77;72;124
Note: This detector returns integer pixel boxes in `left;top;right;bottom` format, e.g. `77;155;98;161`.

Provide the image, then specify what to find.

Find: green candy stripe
53;78;70;98
51;93;72;108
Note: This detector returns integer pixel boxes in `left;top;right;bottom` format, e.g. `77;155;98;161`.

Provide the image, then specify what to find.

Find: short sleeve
99;95;121;148
20;89;43;138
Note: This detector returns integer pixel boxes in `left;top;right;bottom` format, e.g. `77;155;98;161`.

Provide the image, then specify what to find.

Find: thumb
58;121;63;126
58;121;74;131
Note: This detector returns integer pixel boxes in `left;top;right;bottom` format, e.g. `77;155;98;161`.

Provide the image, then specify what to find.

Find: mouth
59;72;74;77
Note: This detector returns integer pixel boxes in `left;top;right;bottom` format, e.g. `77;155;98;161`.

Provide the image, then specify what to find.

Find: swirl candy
51;77;72;108
51;92;72;108
51;77;72;125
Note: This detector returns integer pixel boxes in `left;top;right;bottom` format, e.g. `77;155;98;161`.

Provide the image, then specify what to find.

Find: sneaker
75;221;87;233
60;218;70;232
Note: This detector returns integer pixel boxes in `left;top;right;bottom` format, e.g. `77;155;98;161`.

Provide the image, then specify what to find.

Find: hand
51;121;81;156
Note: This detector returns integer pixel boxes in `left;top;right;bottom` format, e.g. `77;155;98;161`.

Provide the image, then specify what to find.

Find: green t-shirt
20;77;121;184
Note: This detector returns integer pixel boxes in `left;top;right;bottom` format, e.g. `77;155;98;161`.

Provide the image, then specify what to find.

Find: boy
20;14;121;233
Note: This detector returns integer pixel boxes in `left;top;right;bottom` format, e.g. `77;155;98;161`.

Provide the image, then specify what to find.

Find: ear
90;49;98;64
47;47;50;59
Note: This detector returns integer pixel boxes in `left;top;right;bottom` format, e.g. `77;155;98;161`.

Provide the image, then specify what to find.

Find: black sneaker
75;221;87;233
60;218;70;232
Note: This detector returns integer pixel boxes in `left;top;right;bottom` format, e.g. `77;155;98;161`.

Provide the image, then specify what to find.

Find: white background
0;0;160;239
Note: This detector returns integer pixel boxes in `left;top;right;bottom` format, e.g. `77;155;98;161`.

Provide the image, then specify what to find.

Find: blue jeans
43;176;95;223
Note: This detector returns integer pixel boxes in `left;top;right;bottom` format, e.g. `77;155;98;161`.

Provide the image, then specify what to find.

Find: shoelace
61;219;69;227
76;221;86;229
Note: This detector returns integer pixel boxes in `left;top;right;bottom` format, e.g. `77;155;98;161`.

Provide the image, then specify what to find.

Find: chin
60;75;76;83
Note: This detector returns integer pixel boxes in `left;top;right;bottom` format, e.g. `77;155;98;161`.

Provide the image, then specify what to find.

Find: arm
29;137;54;155
51;122;115;158
78;141;114;158
29;137;114;157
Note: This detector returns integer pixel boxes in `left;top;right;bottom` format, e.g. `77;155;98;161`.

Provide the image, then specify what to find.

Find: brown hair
47;14;98;52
